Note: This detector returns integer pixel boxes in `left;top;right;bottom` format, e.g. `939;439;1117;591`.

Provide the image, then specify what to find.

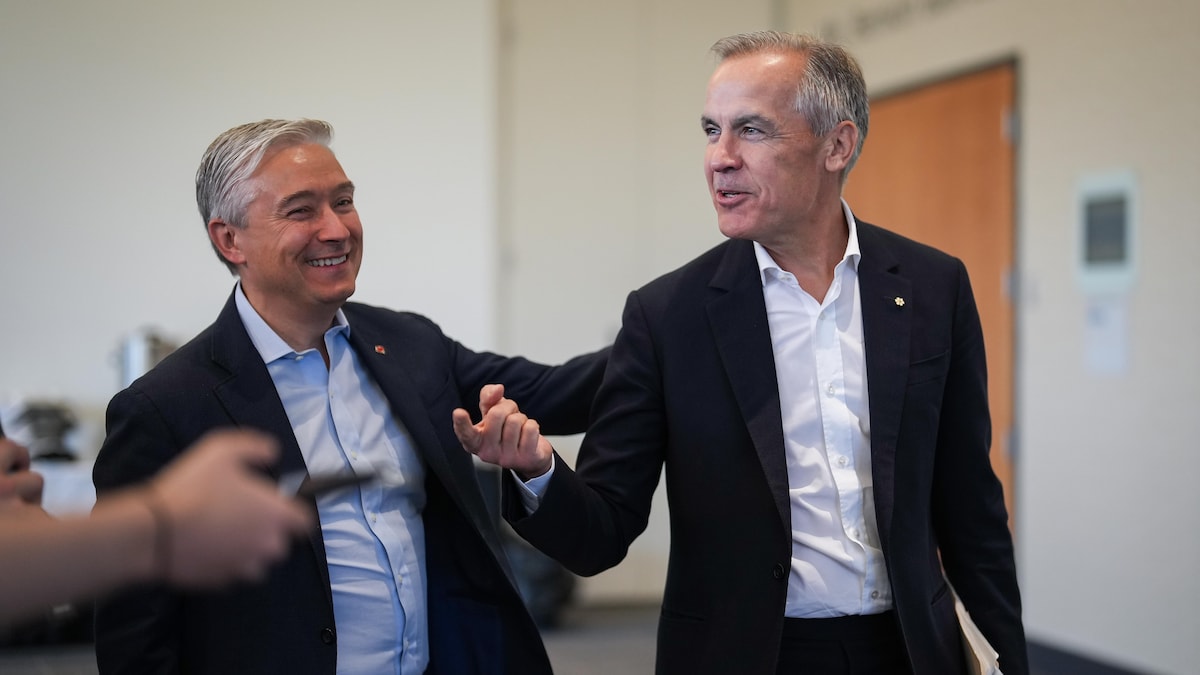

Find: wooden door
845;63;1018;526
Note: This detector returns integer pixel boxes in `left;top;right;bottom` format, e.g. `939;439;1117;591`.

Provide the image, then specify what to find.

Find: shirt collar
753;200;861;286
234;283;350;364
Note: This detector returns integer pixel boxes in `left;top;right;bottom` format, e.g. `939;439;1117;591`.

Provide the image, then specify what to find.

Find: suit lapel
855;222;911;547
206;291;333;597
343;314;498;549
706;240;791;531
208;293;308;478
346;313;521;587
343;318;457;487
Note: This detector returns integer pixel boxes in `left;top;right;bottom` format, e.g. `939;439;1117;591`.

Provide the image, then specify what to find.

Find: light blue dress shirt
236;287;428;675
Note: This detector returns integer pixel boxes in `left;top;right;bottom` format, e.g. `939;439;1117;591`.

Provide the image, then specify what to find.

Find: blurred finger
212;429;279;468
240;558;268;584
1;440;31;473
17;472;43;505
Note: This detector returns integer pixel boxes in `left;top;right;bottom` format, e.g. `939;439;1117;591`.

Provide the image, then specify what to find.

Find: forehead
704;51;806;119
253;143;347;185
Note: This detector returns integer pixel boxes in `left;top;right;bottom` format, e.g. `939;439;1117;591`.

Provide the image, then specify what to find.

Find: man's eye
704;127;720;138
742;127;761;137
335;197;354;208
286;206;312;218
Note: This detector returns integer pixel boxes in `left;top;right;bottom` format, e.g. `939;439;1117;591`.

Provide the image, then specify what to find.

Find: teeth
308;255;347;267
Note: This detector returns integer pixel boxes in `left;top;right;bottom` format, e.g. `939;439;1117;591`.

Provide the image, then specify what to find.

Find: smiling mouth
307;254;348;267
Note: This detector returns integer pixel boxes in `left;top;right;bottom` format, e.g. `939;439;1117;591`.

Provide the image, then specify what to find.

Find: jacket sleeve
91;387;185;675
506;290;666;576
450;340;611;436
931;260;1029;675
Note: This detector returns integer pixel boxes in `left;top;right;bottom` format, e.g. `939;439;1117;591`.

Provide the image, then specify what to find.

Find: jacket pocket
907;349;950;387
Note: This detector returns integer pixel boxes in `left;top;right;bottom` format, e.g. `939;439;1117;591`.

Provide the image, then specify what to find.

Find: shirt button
871;590;880;599
826;384;835;396
837;456;848;467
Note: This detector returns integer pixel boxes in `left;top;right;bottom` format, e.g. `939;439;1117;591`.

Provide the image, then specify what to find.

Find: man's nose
708;135;740;172
315;207;352;240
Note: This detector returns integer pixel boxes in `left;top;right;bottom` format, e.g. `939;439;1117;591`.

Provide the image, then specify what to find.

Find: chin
318;284;356;306
717;220;757;242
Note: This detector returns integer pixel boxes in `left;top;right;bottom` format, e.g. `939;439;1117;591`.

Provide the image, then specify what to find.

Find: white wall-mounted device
1076;169;1137;295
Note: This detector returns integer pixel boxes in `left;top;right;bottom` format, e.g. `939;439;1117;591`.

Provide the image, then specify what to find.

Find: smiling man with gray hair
93;118;607;674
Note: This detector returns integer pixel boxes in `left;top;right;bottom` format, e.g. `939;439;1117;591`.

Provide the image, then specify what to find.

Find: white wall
0;0;499;455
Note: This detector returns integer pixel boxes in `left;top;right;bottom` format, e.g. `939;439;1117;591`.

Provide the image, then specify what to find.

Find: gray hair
196;119;334;272
711;31;869;176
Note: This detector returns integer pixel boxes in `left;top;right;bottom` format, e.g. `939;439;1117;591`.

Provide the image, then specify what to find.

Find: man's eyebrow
732;114;773;130
277;182;356;208
699;114;774;129
278;190;316;208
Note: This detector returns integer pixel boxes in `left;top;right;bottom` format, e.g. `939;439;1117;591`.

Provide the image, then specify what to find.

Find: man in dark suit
91;119;606;674
456;32;1027;674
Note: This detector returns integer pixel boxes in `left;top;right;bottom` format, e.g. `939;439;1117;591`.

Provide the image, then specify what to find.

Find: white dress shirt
521;204;893;618
237;287;428;675
757;203;893;618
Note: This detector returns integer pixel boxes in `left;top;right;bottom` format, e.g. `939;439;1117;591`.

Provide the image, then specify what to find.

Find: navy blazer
92;292;607;674
509;223;1027;675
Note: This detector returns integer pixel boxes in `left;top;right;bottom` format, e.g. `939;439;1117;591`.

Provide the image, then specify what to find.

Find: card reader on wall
1076;169;1137;294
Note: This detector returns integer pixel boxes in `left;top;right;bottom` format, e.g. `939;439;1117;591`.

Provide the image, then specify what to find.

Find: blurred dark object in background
9;401;77;462
0;602;94;647
0;401;94;648
475;465;577;628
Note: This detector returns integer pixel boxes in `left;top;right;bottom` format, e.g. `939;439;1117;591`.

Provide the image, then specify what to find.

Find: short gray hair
711;31;869;176
196;119;334;272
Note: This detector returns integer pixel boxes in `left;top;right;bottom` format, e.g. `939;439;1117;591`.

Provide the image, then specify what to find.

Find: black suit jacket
92;292;607;674
508;223;1028;675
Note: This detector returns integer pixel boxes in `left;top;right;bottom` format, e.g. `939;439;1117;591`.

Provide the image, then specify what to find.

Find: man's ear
207;219;246;267
824;120;859;174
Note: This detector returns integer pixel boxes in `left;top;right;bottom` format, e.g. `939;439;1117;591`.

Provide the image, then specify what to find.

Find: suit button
320;627;336;645
772;563;786;580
